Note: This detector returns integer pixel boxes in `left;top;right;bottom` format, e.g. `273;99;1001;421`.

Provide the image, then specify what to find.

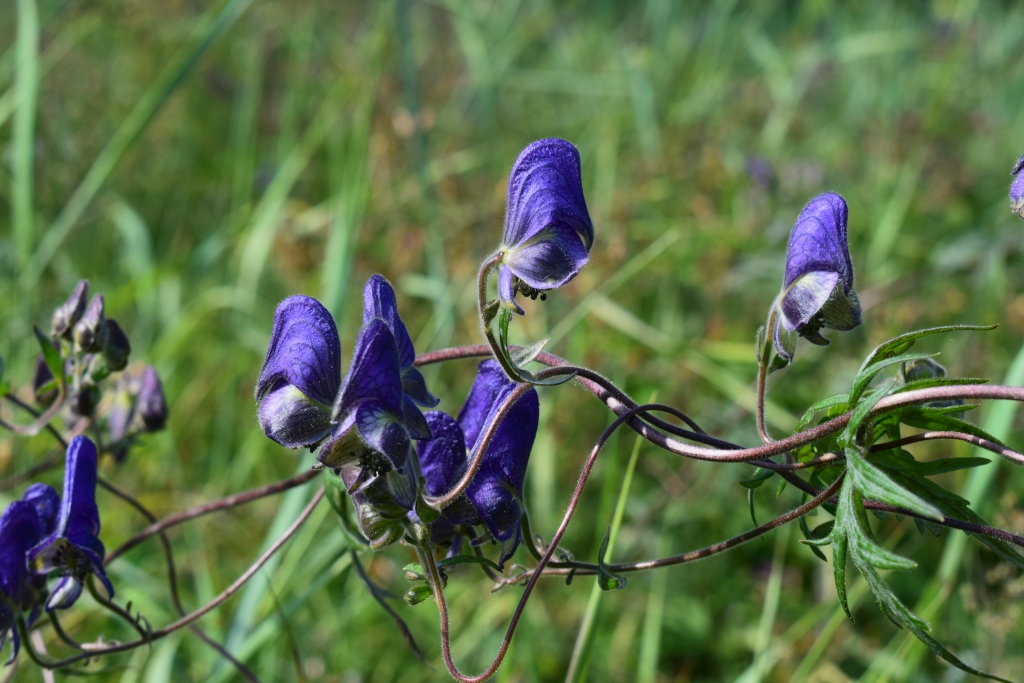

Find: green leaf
855;558;1013;683
509;338;549;366
897;407;1007;447
495;308;576;386
857;325;997;376
829;525;852;620
896;456;990;477
846;448;943;521
596;526;626;591
796;393;849;431
842;377;898;443
747;487;758;526
799;516;830;561
33;325;64;388
851;352;936;404
739;467;774;489
893;375;989;394
403;585;434;606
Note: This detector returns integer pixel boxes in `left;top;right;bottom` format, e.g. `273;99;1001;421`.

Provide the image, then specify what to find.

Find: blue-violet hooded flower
28;436;114;611
317;277;434;509
255;296;342;449
772;192;861;362
1010;154;1024;219
498;138;594;315
0;501;46;663
417;360;539;568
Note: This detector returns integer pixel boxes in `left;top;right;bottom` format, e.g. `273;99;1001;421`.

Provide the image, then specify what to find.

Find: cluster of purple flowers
1;437;111;662
255;276;539;566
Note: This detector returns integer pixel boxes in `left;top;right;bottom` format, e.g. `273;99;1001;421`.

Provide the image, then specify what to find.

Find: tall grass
2;1;1024;680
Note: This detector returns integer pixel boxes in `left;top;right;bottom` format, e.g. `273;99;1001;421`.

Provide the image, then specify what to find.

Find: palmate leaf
854;558;1013;683
897;406;1007;446
850;351;937;404
857;324;997;376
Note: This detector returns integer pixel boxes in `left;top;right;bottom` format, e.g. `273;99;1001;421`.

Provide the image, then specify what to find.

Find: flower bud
138;366;167;431
100;319;131;372
70;385;101;417
33;354;58;407
73;295;106;353
51;280;89;339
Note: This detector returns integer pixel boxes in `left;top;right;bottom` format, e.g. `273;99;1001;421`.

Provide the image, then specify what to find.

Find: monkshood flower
498;138;594;315
255;296;342;449
772;192;862;363
417;360;539;568
362;274;439;438
1011;154;1024;219
28;436;114;611
0;502;44;663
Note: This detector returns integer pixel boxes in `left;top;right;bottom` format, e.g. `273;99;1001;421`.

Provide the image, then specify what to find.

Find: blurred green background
2;0;1024;681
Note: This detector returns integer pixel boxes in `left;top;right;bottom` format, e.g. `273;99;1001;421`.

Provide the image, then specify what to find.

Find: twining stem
493;475;845;586
756;307;780;445
20;487;325;669
415;345;1024;465
107;467;323;562
97;477;260;682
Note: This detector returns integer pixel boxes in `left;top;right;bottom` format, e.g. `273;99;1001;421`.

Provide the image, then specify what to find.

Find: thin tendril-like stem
414;344;1024;465
874;431;1024;468
426;403;680;682
106;468;323;563
22;487;325;669
493;475;846;587
756;307;779;445
97;477;261;682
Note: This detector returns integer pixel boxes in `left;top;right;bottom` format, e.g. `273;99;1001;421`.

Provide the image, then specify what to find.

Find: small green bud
403;585;434;606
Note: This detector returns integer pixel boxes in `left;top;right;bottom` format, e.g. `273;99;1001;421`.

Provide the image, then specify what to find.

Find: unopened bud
33;354;58;406
52;280;89;339
101;319;131;372
138;366;168;431
70;385;101;417
73;295;106;353
403;585;433;606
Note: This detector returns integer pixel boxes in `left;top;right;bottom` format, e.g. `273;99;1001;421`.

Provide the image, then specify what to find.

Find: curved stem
27;487;325;669
427;403;674;682
494;475;845;587
107;468;323;563
756;307;779;445
415;344;1024;465
874;430;1024;468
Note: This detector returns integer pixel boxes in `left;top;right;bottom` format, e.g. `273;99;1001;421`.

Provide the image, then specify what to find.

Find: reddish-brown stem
23;487;325;669
107;467;323;563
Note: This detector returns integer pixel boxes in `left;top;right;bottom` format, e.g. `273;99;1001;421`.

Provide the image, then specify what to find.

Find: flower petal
503;223;590;290
783;193;853;293
780;270;840;332
503;139;593;251
498;265;525;315
418;412;467;498
255;296;341;407
363;275;416;371
457;360;511;452
256;382;332;448
331;319;403;424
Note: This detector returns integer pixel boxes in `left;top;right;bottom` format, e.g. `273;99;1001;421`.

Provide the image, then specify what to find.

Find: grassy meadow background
2;0;1024;680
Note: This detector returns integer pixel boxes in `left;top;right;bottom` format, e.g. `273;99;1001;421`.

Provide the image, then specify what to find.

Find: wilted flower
51;280;89;339
772;193;862;363
498;139;594;315
1011;154;1024;219
255;297;341;448
417;360;539;568
28;436;114;611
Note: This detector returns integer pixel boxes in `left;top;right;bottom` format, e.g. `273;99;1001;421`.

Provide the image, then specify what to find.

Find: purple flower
28;436;114;611
0;502;45;663
1011;154;1024;219
417;360;539;568
362;275;439;436
138;366;168;431
255;296;341;449
498;139;594;315
772;193;862;362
